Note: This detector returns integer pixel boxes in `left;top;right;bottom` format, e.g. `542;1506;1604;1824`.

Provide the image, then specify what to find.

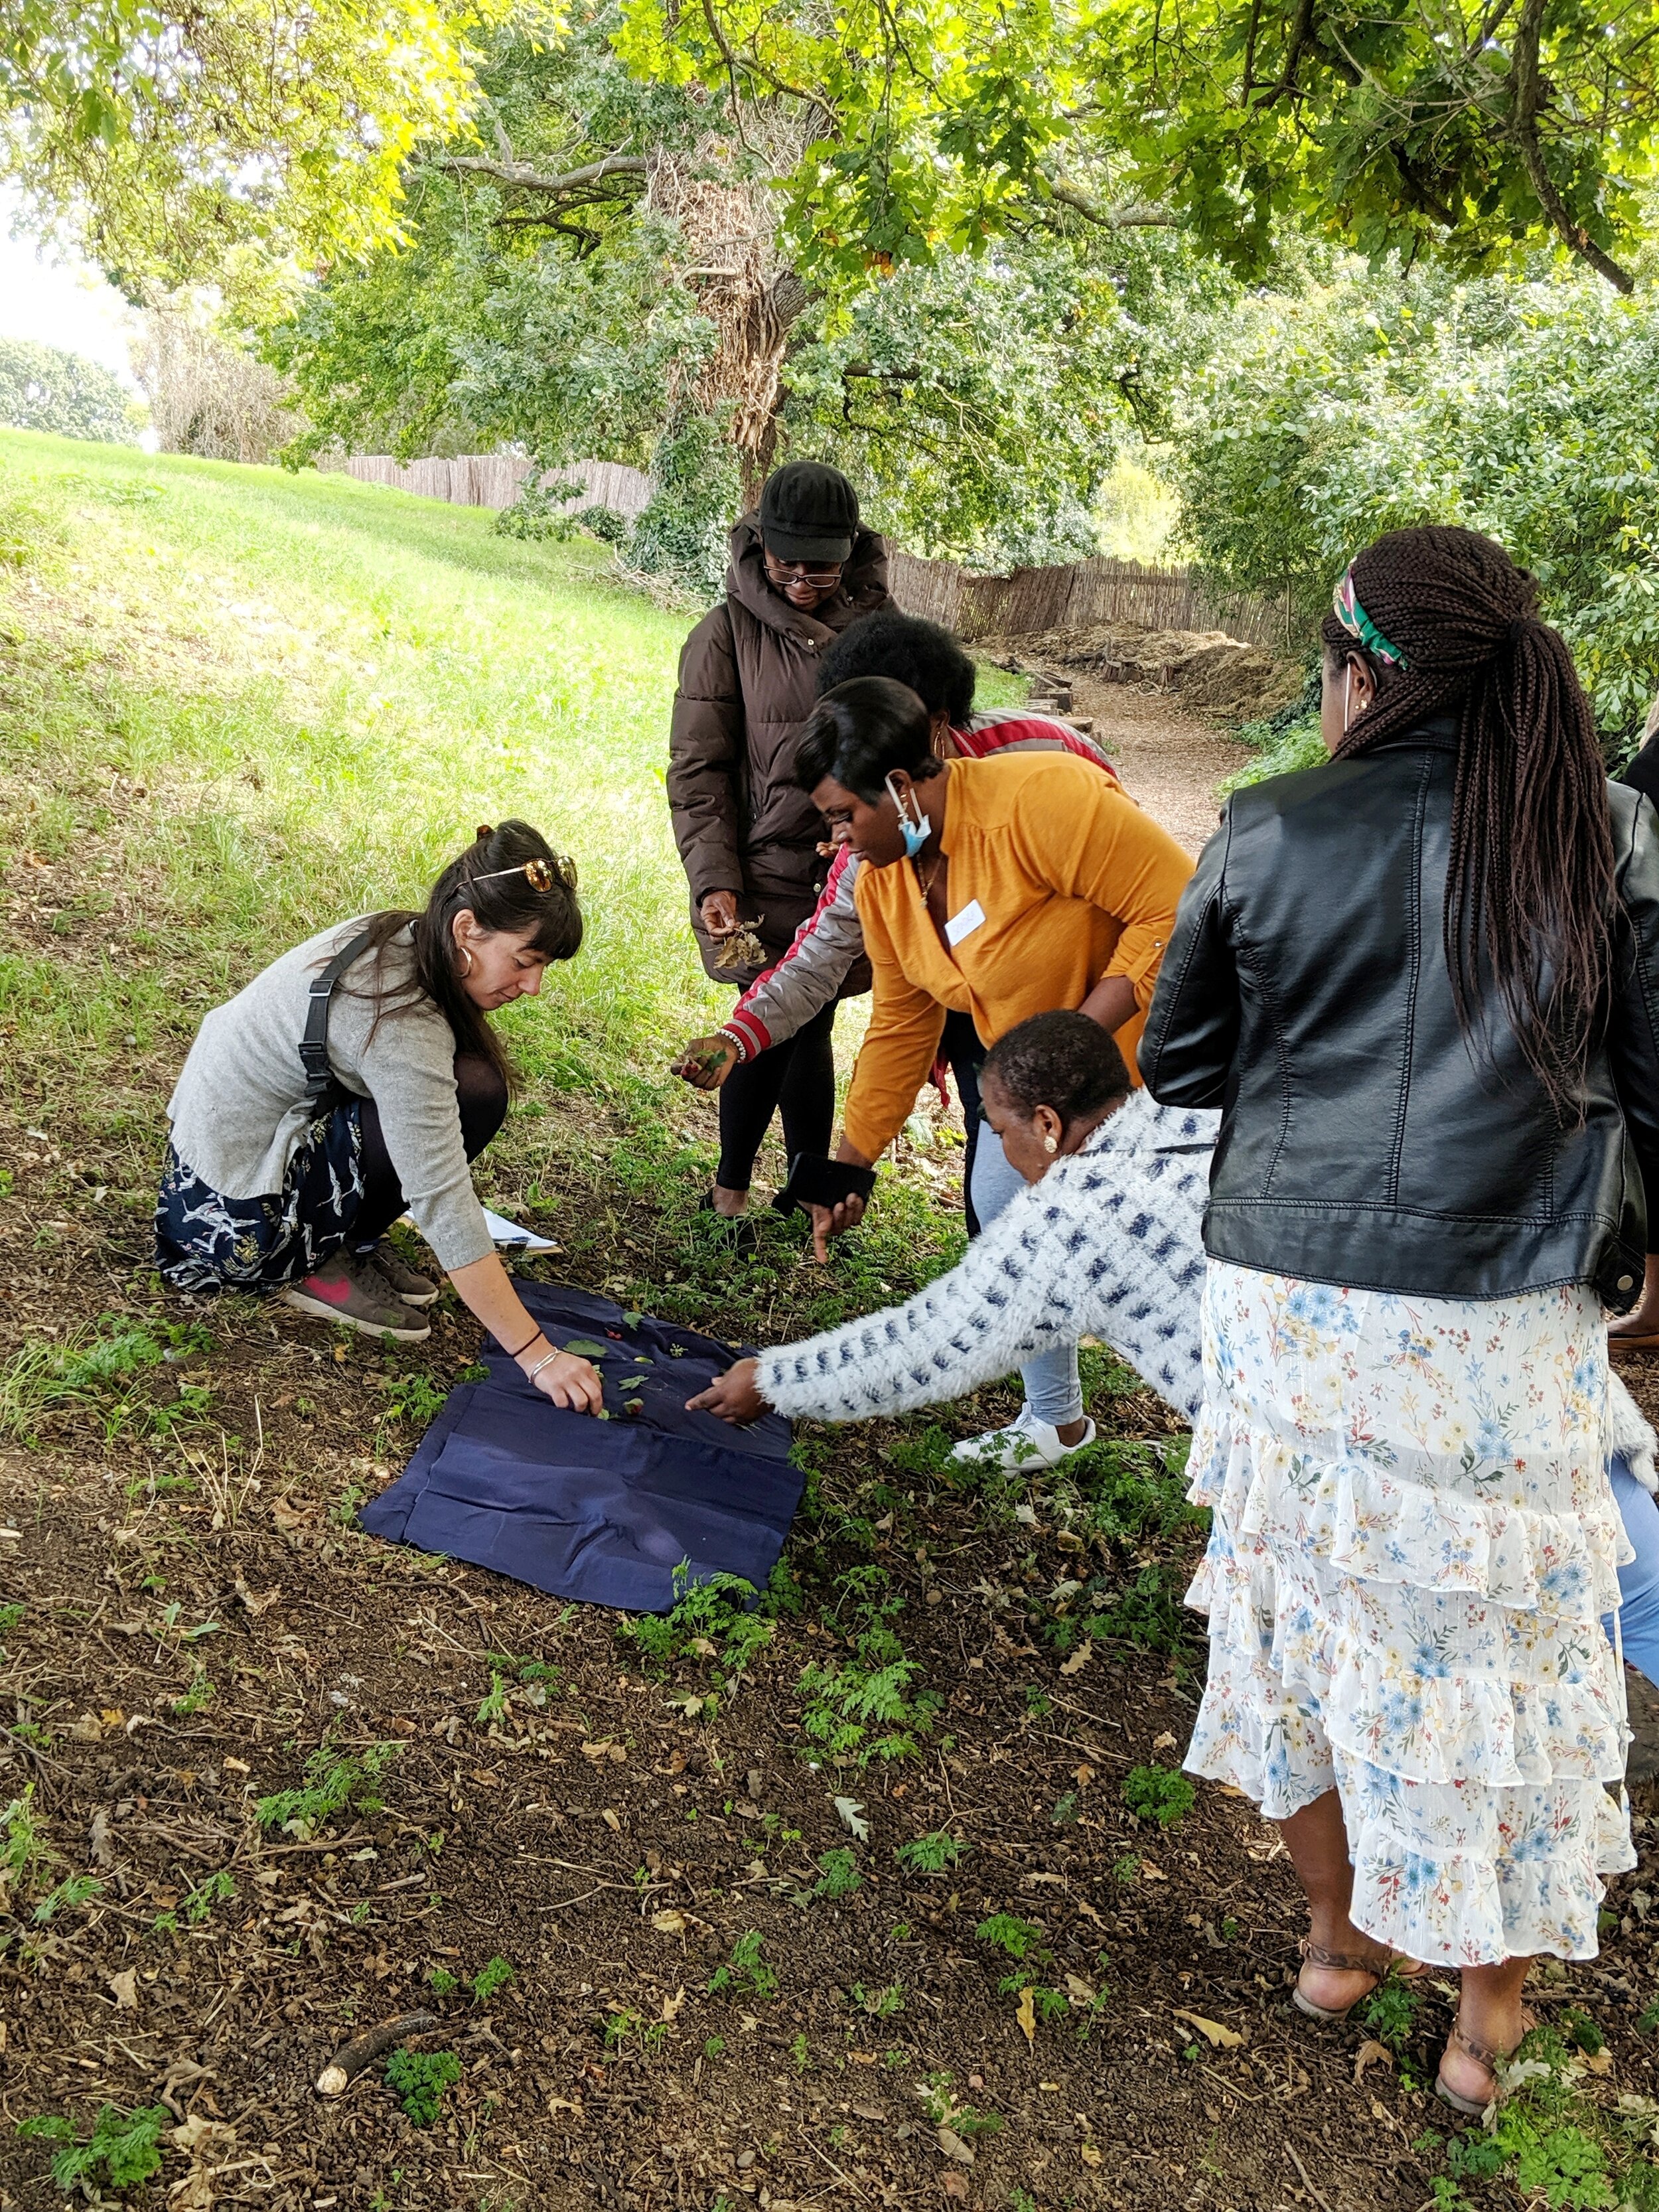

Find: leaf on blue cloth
562;1338;611;1359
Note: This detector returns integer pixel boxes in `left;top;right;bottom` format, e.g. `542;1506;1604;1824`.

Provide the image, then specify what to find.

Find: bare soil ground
1066;682;1251;859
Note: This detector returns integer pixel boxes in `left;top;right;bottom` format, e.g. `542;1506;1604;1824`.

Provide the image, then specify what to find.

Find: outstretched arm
688;1122;1212;1426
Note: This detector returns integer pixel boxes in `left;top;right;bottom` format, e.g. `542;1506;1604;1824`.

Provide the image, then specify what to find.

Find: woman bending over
155;821;603;1412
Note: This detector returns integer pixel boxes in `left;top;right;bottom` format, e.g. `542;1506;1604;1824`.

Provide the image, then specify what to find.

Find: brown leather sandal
1435;2012;1535;2118
1291;1937;1427;2025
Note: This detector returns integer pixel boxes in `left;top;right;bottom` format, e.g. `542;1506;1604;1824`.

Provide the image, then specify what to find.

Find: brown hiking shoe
360;1239;440;1307
283;1254;431;1341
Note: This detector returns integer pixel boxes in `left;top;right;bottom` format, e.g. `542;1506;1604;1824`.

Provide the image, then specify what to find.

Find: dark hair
1322;525;1613;1116
817;611;976;726
345;820;582;1088
982;1012;1130;1126
794;676;943;800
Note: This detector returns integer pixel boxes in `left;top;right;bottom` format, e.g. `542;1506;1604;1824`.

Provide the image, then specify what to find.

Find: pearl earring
1043;1134;1058;1154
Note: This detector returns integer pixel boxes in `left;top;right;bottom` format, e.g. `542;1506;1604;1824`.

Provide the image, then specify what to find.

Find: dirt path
1073;678;1252;857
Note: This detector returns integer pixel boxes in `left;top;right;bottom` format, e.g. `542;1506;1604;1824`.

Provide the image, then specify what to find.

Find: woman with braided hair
1141;525;1659;2116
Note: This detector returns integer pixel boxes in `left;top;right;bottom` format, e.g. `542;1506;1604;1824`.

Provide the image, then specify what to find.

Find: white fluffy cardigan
758;1090;1217;1425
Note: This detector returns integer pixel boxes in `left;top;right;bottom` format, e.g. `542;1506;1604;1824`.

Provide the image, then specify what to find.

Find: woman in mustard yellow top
795;675;1193;1469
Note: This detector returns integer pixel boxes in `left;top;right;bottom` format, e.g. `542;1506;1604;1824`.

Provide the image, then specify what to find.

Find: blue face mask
885;773;929;859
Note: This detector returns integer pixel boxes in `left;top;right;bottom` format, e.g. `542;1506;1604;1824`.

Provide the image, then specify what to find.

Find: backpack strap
299;928;376;1109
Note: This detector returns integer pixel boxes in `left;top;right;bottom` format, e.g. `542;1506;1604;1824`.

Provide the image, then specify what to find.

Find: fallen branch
315;2011;438;2097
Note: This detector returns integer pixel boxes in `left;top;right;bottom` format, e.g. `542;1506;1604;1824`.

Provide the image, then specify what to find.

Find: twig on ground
315;2010;439;2097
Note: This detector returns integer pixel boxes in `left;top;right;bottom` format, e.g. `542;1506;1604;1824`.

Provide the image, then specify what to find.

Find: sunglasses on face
765;556;844;585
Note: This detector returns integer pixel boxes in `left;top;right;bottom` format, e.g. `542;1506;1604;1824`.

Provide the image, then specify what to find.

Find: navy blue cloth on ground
360;1282;798;1612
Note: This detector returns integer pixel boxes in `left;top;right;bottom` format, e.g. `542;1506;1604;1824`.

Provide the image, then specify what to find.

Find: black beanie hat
758;461;859;564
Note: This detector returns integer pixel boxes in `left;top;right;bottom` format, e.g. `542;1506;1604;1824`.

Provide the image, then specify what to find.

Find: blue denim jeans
1608;1455;1659;1690
968;1122;1084;1428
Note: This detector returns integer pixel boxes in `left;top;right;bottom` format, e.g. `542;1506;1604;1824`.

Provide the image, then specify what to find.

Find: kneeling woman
155;821;603;1412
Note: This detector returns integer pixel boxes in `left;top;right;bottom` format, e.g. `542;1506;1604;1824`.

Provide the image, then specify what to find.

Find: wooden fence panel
335;457;1286;650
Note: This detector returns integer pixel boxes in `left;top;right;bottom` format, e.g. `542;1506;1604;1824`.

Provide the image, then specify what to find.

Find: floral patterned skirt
1183;1261;1634;1966
154;1103;365;1295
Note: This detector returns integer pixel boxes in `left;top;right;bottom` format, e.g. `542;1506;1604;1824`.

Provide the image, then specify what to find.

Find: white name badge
944;898;985;948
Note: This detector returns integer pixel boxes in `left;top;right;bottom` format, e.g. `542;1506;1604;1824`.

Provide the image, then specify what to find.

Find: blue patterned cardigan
757;1090;1219;1425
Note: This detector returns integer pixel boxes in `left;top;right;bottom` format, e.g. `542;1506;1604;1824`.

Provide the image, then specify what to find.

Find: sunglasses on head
475;857;558;892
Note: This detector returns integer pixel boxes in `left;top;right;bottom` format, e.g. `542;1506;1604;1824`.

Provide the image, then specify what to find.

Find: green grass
0;431;1003;1341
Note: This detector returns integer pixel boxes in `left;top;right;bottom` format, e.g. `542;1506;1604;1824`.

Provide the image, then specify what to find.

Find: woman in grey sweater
155;821;605;1411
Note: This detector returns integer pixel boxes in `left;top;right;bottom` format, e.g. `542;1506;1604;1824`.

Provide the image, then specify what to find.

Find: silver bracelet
522;1345;561;1383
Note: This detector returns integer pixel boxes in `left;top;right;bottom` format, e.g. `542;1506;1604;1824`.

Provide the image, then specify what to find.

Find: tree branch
1509;0;1634;291
1043;177;1177;227
431;153;648;197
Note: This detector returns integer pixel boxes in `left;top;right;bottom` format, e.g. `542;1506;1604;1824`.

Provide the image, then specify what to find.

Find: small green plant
1362;1976;1423;2054
427;1966;460;1996
153;1868;235;1935
171;1666;215;1717
790;2031;812;2072
915;2071;1007;2140
797;1568;941;1766
1050;1791;1080;1827
33;1873;102;1924
0;1786;54;1901
703;2035;727;2058
975;1914;1047;1964
810;1847;863;1900
851;1980;906;2018
381;1370;447;1427
471;1955;514;2003
707;1929;778;2000
255;1735;401;1838
893;1830;966;1874
17;2102;171;2191
1121;1763;1195;1828
1023;1686;1052;1719
623;1561;775;1680
384;2047;461;2126
475;1671;510;1727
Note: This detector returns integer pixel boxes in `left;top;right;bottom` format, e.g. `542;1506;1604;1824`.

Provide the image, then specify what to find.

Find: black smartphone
775;1152;877;1215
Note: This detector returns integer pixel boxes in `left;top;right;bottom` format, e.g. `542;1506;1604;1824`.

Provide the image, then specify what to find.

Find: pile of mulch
990;623;1305;725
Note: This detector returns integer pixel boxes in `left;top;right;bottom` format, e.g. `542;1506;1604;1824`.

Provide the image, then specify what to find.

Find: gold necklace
913;848;943;903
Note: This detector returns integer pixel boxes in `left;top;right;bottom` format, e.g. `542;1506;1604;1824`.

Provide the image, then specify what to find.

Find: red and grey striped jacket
721;709;1121;1063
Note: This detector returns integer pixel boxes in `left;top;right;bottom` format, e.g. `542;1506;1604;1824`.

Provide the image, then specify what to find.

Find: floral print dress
1183;1260;1634;1966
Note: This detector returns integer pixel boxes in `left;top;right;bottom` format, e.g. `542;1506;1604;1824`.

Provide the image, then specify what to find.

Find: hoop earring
1342;663;1352;738
459;946;474;978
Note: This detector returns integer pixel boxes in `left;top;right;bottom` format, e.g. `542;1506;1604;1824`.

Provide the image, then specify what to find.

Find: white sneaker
950;1405;1097;1471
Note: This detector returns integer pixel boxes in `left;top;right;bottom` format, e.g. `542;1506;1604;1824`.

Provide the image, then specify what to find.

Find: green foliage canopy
1176;265;1659;731
0;0;510;299
616;0;1659;293
0;341;136;443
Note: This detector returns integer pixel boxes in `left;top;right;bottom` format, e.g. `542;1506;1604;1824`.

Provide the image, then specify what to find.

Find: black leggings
717;1001;837;1191
940;1009;985;1237
350;1053;509;1248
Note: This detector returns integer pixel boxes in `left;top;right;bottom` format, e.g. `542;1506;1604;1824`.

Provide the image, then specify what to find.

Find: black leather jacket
1139;721;1659;1311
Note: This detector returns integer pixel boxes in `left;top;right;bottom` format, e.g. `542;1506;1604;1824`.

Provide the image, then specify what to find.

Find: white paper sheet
481;1207;561;1252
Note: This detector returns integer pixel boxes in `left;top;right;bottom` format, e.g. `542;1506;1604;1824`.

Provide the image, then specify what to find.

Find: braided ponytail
1322;525;1613;1118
